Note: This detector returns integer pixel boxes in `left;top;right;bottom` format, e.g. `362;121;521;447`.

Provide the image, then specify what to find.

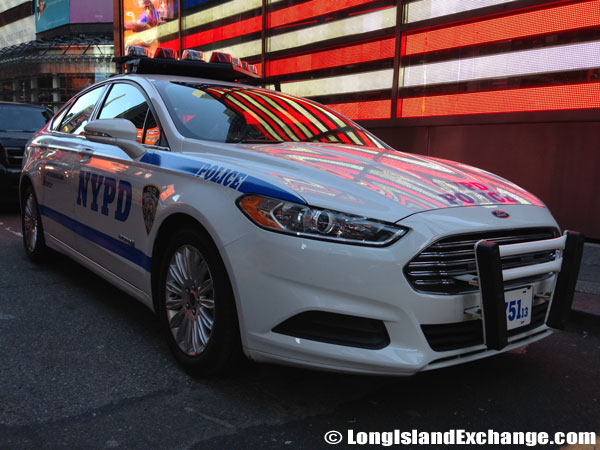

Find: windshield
0;104;51;132
153;81;388;149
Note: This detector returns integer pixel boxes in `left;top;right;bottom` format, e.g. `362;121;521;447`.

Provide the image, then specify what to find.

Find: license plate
504;287;533;330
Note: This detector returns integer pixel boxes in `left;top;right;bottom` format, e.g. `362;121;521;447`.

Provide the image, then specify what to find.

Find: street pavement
0;204;598;450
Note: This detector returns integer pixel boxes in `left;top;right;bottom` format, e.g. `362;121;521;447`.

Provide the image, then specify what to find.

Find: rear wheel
21;185;48;263
156;228;241;376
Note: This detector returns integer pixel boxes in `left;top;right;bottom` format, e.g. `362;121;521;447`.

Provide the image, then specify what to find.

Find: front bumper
221;204;578;375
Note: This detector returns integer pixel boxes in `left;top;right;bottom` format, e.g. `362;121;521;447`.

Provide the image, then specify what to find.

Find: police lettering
195;163;248;191
438;181;519;205
77;170;132;221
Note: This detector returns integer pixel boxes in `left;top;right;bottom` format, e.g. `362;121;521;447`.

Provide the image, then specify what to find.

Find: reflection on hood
242;141;543;213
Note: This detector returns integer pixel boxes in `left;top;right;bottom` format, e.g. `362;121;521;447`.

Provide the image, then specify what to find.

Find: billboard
70;0;113;23
35;0;70;33
123;0;178;54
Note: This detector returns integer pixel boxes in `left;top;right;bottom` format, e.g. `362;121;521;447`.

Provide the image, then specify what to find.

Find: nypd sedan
20;55;583;376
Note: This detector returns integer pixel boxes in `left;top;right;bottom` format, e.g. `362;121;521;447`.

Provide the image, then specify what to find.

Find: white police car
20;49;584;376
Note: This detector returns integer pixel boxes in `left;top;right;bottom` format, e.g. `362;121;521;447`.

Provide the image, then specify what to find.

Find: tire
156;227;242;376
21;185;48;263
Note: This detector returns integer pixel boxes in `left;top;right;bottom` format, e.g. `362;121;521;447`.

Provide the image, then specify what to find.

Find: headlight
237;195;408;246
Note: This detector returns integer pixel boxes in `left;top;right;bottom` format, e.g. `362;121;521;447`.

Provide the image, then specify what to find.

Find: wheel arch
150;212;220;312
19;174;34;207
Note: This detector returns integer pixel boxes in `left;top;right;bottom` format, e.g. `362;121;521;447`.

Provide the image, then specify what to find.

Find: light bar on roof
181;49;205;61
403;40;600;87
153;47;177;59
209;52;243;67
405;0;600;56
126;45;147;57
404;0;519;23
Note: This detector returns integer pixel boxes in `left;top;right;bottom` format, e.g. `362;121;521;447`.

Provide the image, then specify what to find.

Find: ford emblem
492;210;510;219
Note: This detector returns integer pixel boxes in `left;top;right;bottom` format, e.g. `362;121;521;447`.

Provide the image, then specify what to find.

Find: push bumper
475;231;585;351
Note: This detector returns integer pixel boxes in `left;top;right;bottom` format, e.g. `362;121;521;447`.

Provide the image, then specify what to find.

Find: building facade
113;0;599;238
0;0;114;111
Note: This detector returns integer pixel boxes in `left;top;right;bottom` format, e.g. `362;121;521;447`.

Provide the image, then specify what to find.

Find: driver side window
59;87;104;135
98;83;165;147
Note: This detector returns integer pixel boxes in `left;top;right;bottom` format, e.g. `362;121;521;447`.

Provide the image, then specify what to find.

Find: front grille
4;146;24;169
422;302;549;352
405;228;559;294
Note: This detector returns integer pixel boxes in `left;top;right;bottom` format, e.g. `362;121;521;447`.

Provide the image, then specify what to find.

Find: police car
20;48;584;376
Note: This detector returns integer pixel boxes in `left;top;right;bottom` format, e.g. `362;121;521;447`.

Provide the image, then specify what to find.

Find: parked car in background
0;102;52;201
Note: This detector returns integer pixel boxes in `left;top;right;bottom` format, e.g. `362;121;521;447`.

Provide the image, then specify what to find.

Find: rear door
72;81;168;290
37;85;106;246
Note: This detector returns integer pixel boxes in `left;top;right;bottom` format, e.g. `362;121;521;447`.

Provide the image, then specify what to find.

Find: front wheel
21;185;48;263
156;228;242;376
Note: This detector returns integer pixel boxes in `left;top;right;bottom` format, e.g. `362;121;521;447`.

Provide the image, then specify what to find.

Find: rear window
0;105;51;132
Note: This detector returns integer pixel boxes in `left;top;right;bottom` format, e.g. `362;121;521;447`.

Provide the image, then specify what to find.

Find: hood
183;141;544;223
0;130;34;143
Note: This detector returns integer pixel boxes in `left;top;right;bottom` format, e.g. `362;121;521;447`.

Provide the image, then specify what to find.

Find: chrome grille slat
429;233;553;250
405;228;559;294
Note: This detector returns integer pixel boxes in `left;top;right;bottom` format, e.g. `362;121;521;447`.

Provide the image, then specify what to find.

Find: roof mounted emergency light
126;45;148;57
114;47;262;82
210;52;234;64
153;47;177;59
181;49;206;62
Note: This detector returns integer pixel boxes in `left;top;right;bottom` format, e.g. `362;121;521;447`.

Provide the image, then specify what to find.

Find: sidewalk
572;242;600;322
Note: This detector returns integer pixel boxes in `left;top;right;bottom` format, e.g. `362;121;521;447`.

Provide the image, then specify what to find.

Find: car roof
0;101;48;110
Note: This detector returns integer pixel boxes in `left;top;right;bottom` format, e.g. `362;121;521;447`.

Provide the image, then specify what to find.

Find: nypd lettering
195;163;248;190
77;170;132;222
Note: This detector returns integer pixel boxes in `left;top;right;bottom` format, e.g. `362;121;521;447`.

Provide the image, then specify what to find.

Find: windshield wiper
226;137;282;144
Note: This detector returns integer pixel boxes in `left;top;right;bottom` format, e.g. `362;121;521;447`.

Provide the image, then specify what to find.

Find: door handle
79;147;94;163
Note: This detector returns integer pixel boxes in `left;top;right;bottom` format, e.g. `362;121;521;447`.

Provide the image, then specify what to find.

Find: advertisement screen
35;0;70;33
123;0;178;55
71;0;113;23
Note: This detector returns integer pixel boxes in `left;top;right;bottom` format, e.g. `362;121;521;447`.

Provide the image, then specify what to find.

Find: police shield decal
142;185;160;235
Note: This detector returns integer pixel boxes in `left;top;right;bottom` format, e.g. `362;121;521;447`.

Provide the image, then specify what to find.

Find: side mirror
83;119;146;159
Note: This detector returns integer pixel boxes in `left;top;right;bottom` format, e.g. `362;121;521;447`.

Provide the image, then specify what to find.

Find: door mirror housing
84;119;146;159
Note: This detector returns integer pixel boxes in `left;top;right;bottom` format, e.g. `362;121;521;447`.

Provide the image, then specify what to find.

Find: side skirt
45;233;154;311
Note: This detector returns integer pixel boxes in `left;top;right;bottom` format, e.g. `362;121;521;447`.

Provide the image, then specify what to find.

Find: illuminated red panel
183;16;262;49
178;0;383;50
400;82;600;117
326;100;391;120
269;0;380;29
405;0;600;56
267;38;395;76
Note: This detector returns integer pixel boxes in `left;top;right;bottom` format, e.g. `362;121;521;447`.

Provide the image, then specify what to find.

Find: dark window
0;105;51;132
51;103;70;132
98;83;162;146
59;87;104;135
